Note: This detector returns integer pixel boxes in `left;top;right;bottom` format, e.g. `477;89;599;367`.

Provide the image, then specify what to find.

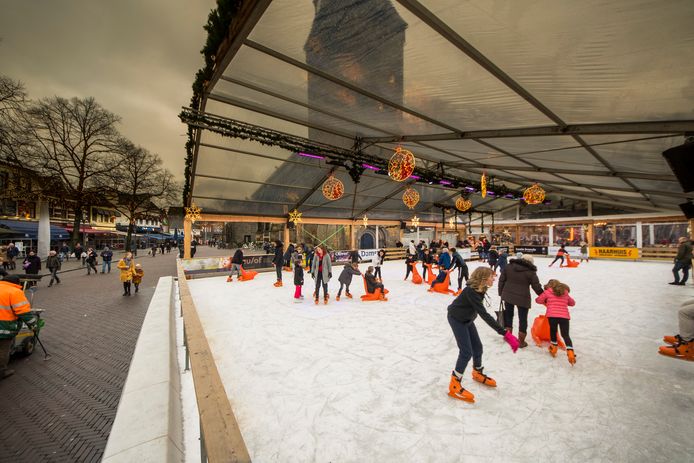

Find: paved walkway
0;246;219;462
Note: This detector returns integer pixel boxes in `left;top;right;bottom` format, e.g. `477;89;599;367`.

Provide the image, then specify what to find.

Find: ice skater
273;240;284;287
446;267;520;403
535;279;577;365
659;299;694;360
487;245;499;272
293;246;304;301
311;245;332;305
227;248;243;282
404;253;416;280
374;249;386;280
451;247;469;291
499;254;544;348
364;266;387;299
579;242;589;263
548;245;567;267
429;247;452;291
336;262;361;301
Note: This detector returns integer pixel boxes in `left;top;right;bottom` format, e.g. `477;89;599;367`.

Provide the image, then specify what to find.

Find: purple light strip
464;186;476;191
362;163;380;171
297;152;325;160
410;175;421;180
439;180;452;185
487;191;496;196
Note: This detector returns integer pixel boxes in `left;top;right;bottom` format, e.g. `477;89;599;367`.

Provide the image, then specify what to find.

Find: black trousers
550;255;565;266
275;263;282;281
448;315;482;374
374;266;382;280
122;281;131;295
315;272;328;298
49;268;60;285
337;282;350;296
549;317;573;348
456;267;469;290
503;302;529;333
405;263;412;279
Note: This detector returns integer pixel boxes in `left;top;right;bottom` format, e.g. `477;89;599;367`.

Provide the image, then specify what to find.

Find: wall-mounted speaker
662;142;694;192
679;202;694;219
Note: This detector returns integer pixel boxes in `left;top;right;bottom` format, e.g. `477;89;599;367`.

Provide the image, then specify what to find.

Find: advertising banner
459;248;472;260
589;247;639;259
514;245;548;255
548;246;582;256
180;253;275;275
330;249;377;265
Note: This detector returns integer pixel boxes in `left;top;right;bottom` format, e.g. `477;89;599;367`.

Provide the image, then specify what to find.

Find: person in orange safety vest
0;274;34;380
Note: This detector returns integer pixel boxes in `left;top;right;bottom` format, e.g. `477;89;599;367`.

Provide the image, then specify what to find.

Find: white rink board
188;258;694;462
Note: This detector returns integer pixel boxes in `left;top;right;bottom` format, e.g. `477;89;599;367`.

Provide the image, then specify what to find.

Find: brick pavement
0;246;219;463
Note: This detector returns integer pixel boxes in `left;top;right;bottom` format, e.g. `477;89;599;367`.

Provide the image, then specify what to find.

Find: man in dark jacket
349;249;362;264
451;248;469;291
498;254;544;348
272;241;284;287
46;250;62;286
670;237;693;285
364;266;385;294
6;243;19;270
100;246;113;274
229;249;244;281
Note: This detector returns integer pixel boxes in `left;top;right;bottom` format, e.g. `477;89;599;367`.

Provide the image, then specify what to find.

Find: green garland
183;0;242;206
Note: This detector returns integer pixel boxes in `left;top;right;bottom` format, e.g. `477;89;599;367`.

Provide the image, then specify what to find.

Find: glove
504;331;520;353
328;273;332;279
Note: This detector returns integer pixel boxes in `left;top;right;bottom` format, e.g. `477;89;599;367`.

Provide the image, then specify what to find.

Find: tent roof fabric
0;220;70;241
189;0;694;221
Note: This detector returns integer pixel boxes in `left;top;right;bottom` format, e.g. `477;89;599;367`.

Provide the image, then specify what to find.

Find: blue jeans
448;315;483;374
102;261;111;273
673;260;690;284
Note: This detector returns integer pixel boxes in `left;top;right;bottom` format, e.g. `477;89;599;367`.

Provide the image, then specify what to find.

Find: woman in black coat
272;241;284;287
498;254;544;348
23;250;41;275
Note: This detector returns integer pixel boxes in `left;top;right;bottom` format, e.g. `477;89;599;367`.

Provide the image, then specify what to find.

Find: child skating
293;246;304;301
535;279;577;365
446;267;520;403
336;262;361;301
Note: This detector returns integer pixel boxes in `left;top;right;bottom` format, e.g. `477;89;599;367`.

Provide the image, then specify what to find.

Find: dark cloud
0;0;214;178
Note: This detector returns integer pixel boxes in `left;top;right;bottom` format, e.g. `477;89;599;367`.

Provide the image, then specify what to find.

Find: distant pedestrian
150;244;157;257
100;246;113;273
74;243;84;264
6;243;19;270
46;250;62;286
118;252;135;296
59;242;70;261
86;248;98;275
80;250;87;267
132;264;144;293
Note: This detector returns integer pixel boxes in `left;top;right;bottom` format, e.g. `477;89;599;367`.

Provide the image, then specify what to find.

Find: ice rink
187;257;694;462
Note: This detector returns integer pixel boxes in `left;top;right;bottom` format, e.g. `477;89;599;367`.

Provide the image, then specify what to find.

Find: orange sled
362;277;389;301
411;264;423;284
531;315;566;350
564;255;580;268
431;271;456;295
423;264;436;285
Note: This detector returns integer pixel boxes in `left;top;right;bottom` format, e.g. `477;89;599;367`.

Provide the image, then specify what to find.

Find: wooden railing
383;247;407;261
177;264;251;462
641;247;677;261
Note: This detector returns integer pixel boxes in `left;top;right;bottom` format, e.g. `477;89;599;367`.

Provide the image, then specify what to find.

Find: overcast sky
0;0;215;179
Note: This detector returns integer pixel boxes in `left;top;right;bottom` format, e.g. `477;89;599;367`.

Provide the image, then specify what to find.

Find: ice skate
567;348;576;365
448;372;475;403
273;280;283;287
379;293;388;301
472;367;496;387
226;276;233;282
324;294;329;305
548;344;558;357
314;297;319;305
346;293;353;299
518;332;528;349
659;340;694;360
336;295;341;301
663;334;683;345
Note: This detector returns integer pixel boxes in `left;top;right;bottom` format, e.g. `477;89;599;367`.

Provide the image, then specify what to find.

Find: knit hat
521;254;534;264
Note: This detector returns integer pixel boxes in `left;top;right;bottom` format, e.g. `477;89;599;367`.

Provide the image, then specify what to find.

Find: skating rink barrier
176;263;251;462
102;277;184;462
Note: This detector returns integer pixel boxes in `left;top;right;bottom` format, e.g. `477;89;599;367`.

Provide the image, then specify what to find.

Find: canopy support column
184;218;192;259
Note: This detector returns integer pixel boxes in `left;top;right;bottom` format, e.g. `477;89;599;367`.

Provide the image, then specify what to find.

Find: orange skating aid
238;266;258;281
564;255;580;268
531;315;566;350
361;277;389;302
411;265;423;284
430;271;457;296
448;373;475;403
423;264;436;285
472;368;496;387
567;349;576;365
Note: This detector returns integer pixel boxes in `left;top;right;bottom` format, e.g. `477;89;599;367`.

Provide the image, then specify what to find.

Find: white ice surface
187;258;694;463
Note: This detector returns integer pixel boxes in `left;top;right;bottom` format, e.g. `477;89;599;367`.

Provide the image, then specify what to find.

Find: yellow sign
589;247;639;259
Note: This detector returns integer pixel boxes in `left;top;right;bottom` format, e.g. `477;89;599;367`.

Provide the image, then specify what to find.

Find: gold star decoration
362;215;368;227
288;209;303;225
410;215;420;228
448;217;455;229
185;203;202;223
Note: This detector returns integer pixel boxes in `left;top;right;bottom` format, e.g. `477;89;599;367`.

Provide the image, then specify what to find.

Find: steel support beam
361;121;694;143
352;182;414;220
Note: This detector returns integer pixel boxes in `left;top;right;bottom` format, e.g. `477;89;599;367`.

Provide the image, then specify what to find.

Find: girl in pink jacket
536;279;577;365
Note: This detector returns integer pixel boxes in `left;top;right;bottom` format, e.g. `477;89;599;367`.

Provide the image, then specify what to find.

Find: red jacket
535;288;575;319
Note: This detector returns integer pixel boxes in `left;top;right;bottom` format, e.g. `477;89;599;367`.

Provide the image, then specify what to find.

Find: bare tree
0;75;30;162
20;96;120;245
107;139;178;250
